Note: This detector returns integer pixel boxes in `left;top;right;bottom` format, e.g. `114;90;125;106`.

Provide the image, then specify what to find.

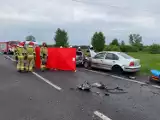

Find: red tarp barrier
35;47;41;69
35;47;76;71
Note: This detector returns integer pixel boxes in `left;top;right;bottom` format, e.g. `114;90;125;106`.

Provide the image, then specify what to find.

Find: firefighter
22;41;28;69
77;47;81;51
25;42;35;72
14;45;18;63
16;42;25;72
40;42;48;72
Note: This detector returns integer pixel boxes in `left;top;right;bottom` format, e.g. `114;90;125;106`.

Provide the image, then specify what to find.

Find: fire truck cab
0;41;20;54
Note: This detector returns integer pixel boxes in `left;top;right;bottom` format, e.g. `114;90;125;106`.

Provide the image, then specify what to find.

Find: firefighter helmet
42;42;47;47
22;41;25;46
18;42;24;47
28;42;34;47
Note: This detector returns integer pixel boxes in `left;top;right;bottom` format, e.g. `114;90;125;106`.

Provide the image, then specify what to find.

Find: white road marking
84;69;160;90
4;55;16;61
7;55;62;91
152;85;160;89
111;75;145;85
94;111;112;120
32;72;62;91
85;69;145;84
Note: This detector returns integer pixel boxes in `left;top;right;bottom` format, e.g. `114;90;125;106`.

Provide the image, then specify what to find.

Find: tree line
26;28;160;54
91;32;160;54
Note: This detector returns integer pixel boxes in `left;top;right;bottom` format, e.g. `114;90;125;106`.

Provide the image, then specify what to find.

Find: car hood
89;49;97;57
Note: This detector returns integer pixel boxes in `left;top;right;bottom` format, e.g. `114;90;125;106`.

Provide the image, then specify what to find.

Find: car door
91;52;106;68
103;53;119;70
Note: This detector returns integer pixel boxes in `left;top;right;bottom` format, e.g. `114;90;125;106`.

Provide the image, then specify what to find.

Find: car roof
98;51;121;54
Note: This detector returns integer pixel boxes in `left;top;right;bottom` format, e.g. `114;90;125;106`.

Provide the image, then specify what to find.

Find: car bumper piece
123;67;141;72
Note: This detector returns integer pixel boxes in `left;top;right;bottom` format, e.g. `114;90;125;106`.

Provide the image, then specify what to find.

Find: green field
128;52;160;75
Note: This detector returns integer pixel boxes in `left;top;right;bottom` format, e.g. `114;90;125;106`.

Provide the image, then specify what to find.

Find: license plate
152;76;159;81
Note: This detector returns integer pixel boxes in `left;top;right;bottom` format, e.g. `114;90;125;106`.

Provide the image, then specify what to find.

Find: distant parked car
84;51;141;73
76;50;85;66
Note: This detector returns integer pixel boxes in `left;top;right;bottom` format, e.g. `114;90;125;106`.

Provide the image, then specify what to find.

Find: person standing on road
14;44;18;63
40;42;48;72
23;42;28;70
25;42;36;72
16;42;25;72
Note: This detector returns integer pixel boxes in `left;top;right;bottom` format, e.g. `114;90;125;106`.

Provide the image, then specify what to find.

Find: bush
142;46;150;52
149;44;160;54
120;45;127;52
120;45;139;52
104;45;110;51
104;45;120;51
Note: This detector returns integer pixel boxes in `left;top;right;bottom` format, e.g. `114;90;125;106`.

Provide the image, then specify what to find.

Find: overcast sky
0;0;159;45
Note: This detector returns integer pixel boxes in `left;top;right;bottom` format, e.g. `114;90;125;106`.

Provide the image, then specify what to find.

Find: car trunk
129;59;140;67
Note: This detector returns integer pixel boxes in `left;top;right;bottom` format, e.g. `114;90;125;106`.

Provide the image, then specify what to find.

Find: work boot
20;70;25;73
41;69;44;72
29;69;33;72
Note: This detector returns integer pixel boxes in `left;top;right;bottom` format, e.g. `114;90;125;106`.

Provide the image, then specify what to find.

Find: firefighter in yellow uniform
17;42;25;72
40;42;48;72
25;42;35;72
14;45;18;63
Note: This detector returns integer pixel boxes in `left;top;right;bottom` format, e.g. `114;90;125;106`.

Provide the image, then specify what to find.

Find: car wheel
112;65;123;74
84;61;91;69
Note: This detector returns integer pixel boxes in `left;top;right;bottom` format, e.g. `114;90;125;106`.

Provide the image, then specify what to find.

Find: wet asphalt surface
1;55;160;120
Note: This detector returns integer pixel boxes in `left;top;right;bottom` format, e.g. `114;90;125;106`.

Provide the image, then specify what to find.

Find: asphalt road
1;55;160;120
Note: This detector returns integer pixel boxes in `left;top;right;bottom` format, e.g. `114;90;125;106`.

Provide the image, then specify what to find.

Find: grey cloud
0;0;159;45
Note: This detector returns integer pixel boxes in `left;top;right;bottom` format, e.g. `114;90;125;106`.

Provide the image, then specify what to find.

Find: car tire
112;65;123;74
84;61;91;69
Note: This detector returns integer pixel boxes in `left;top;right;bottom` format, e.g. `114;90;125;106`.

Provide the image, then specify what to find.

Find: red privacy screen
35;47;76;71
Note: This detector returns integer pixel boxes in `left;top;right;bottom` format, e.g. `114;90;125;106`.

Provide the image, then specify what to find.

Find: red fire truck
0;41;20;54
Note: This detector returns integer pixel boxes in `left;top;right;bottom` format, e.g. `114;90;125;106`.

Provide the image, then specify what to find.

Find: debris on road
71;81;127;97
92;82;127;94
92;82;106;89
77;81;91;92
29;96;32;101
128;76;136;79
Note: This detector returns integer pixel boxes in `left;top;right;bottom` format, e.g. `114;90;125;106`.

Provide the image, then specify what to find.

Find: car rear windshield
119;52;133;59
76;52;82;56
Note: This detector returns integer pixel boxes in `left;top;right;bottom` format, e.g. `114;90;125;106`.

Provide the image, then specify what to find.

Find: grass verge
128;52;160;75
